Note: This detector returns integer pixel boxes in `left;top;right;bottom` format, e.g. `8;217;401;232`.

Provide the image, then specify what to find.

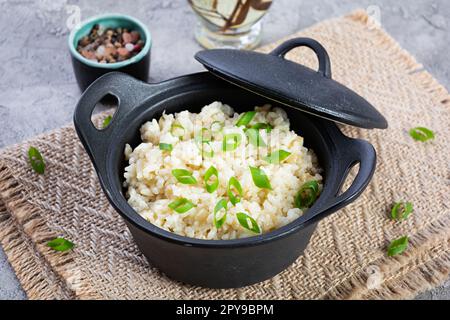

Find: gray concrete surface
0;0;448;300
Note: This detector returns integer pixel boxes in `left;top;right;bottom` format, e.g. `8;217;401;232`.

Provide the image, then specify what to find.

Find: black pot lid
195;38;388;129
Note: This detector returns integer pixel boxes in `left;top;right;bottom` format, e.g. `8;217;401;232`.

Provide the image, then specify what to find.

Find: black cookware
74;38;387;288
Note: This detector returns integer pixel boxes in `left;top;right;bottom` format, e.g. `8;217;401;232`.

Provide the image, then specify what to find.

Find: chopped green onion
214;198;228;228
251;122;273;132
210;121;224;133
204;166;219;193
170;122;185;138
295;180;319;209
159;143;173;152
168;198;196;214
236;111;256;127
387;236;409;257
28;146;45;175
172;169;197;185
222;133;242;152
391;202;413;221
409;127;434;142
264;150;291;164
47;237;74;252
249;166;272;190
245;128;266;147
236;212;261;234
227;176;243;205
102;115;112;128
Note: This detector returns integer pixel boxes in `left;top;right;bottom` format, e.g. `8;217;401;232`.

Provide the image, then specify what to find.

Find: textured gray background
0;0;448;300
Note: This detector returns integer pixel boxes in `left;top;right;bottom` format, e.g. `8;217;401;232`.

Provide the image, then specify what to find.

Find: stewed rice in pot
123;101;322;240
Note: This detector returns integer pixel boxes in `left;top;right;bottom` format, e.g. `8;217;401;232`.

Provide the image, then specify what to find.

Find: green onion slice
172;169;197;185
249;166;272;190
168;198;196;214
295;180;319;209
47;237;74;252
251;122;273;132
204;166;219;193
170;122;185;138
236;212;261;234
222;133;242;152
245;128;266;147
387;236;409;257
227;176;243;205
102;115;112;128
236;111;256;127
214;198;228;228
159;143;173;152
391;202;413;221
264;150;291;164
210;121;224;133
409;127;434;142
28;146;45;174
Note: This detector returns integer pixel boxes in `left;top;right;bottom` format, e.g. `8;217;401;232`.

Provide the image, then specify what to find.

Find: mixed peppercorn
77;24;145;63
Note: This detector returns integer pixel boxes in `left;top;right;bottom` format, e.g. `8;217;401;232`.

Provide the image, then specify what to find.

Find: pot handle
73;72;152;166
270;37;332;79
308;139;376;224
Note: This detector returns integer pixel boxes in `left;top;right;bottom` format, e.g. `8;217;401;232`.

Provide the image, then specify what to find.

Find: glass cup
188;0;273;50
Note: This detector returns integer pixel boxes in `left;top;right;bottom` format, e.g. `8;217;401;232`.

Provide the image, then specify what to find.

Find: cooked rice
123;101;322;240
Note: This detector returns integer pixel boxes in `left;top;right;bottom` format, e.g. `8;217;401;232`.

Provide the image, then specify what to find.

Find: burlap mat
0;10;449;300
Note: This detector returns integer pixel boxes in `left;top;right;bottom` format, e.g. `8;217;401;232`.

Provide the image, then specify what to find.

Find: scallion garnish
227;176;243;205
264;150;291;164
391;202;413;221
236;111;256;127
249;166;272;190
245;128;266;147
409;127;434;142
387;236;409;257
168;197;196;214
251;122;273;132
222;133;242;151
159;143;173;152
204;166;219;193
214;198;228;228
172;169;197;185
47;237;74;252
295;180;319;209
102;115;112;128
236;212;261;234
28;146;45;175
170;122;185;138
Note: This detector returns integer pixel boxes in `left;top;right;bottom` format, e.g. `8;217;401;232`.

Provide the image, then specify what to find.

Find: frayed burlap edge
324;212;450;300
0;164;95;299
0;10;449;300
0;198;74;299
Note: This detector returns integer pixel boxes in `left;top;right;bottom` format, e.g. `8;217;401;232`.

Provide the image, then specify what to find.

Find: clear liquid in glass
188;0;273;49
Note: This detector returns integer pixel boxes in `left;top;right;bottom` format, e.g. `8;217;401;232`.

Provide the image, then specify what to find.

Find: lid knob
269;38;332;79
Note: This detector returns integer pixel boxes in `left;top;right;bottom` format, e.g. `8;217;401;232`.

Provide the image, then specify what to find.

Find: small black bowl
68;14;152;91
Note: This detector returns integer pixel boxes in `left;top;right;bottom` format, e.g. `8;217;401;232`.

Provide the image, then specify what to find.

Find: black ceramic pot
69;14;152;92
74;38;385;288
